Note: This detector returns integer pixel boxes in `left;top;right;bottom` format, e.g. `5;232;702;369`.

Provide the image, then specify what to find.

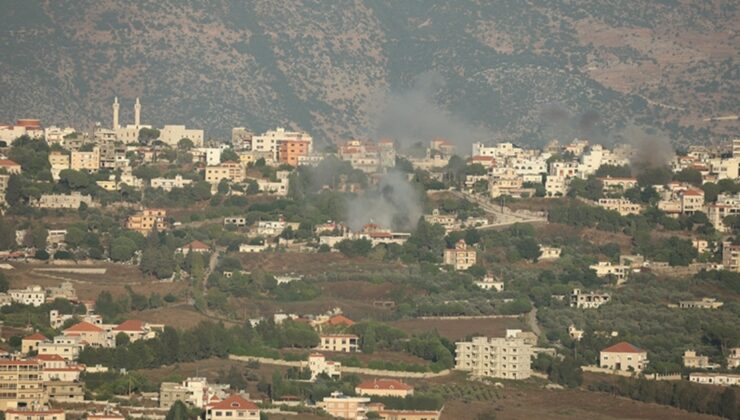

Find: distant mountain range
1;1;737;148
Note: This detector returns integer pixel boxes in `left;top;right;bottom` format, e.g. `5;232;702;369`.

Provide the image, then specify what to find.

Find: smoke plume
369;72;487;152
346;171;422;232
627;127;675;173
539;103;605;144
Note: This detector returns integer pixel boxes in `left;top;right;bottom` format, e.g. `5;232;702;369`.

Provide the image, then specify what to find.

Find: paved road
451;190;547;226
526;307;542;337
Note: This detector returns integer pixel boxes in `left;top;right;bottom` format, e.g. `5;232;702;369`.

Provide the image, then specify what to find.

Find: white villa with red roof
355;379;414;397
600;342;649;373
63;321;113;348
176;240;211;255
205;394;260;420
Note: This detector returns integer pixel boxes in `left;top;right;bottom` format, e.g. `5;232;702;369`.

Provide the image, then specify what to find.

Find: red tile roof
184;240;210;250
113;319;145;332
601;341;645;354
357;379;413;391
23;332;48;341
327;315;355;326
683;189;704;196
35;354;65;361
65;321;104;333
208;394;259;410
0;159;20;167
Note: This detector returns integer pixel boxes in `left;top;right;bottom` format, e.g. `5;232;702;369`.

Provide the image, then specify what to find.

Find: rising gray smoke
346;171;422;232
539;103;606;144
369;72;487;152
628;127;675;173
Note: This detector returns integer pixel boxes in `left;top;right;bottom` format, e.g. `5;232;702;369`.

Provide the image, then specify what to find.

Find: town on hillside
0;96;737;419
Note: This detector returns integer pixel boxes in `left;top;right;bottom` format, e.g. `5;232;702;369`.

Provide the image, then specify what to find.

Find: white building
689;372;740;386
600;342;648;373
113;97;153;142
570;288;611;309
150;175;193;191
9;285;45;307
160;125;204;148
455;330;534;380
252;127;313;161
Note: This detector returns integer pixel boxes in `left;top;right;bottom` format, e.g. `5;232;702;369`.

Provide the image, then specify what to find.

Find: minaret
112;97;120;130
134;97;141;127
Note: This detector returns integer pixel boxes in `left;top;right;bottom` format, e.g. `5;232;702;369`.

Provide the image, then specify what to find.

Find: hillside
1;0;737;147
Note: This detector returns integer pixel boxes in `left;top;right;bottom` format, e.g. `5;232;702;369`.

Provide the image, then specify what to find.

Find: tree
336;239;372;258
0;218;16;250
115;332;131;347
165;400;189;420
58;169;91;191
138;128;160;143
177;138;194;150
674;168;703;186
64;226;86;249
27;225;48;249
637;166;672;187
0;272;9;293
516;237;542;262
110;237;137;262
220;149;239;163
719;388;737;420
362;326;376;354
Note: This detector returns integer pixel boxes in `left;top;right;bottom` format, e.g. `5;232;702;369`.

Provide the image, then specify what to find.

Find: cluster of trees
589;378;737;420
94;289;174;323
538;271;740;373
78;320;319;370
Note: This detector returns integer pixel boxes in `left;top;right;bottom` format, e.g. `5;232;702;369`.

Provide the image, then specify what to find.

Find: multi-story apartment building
600;342;648;373
48;152;70;180
307;353;341;381
707;193;740;232
570;288;611;309
680;189;705;214
728;347;740;368
205;161;245;184
317;334;359;353
722;241;740;272
252;127;312;162
278;139;311;166
126;209;168;234
34;192;93;209
443;240;477;270
70;147;100;171
0;359;46;410
455;330;534;380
